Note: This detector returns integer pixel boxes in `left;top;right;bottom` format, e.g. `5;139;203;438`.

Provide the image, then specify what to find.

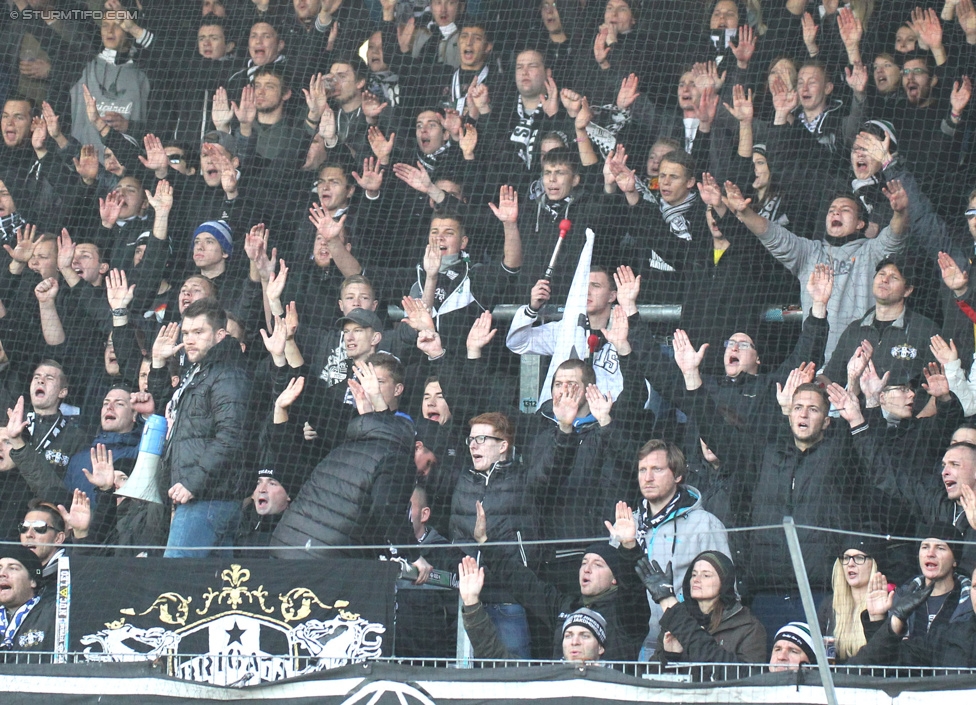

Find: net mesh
0;0;975;678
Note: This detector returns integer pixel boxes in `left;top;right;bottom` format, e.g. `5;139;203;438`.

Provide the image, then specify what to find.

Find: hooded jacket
270;411;416;557
624;485;730;656
69;50;151;154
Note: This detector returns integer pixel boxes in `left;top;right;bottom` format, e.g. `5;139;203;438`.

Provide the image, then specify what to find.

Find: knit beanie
192;220;233;256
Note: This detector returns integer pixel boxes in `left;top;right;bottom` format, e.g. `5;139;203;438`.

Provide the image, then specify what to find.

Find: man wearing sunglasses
0;544;54;655
17;503;66;592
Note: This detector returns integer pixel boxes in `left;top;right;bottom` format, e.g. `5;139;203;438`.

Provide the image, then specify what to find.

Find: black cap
415;419;457;465
1;545;43;583
336;308;383;331
256;466;300;499
918;521;964;561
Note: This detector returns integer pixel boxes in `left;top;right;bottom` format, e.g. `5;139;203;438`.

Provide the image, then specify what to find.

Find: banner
68;557;399;686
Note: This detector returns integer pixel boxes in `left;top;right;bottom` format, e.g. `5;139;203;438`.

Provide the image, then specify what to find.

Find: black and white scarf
660;191;698;241
638;488;684;532
416;141;452;174
511;97;543;170
24;412;68;452
449;64;489;113
0;212;26;248
535;194;575;232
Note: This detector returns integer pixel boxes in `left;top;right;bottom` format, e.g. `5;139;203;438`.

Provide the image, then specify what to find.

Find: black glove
890;580;935;623
635;557;674;603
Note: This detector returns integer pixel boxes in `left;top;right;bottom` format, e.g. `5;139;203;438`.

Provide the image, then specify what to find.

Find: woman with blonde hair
818;536;883;662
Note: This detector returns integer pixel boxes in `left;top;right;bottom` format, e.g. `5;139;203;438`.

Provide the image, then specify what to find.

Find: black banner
67;558;399;686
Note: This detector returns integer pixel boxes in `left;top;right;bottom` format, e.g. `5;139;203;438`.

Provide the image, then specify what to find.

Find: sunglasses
19;520;58;535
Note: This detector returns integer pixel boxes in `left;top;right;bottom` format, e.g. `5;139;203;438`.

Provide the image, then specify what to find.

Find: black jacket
148;336;249;501
270;410;416;557
485;542;650;661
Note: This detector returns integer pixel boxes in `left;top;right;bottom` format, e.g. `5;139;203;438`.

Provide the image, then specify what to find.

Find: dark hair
660;149;696;180
34;359;68;390
252;65;289;93
589;265;617;291
792;382;829;412
637;439;687;481
3;95;36;113
333;55;369;83
182;297;227;331
429;207;466;240
469;411;515;447
224;309;246;338
365;352;405;387
198;17;228;34
828;192;867;225
540;147;581;176
26;499;65;533
461;19;494;45
898;50;933;71
552;358;596;390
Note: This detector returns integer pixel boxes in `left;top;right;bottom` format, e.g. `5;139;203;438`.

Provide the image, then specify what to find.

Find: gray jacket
756;221;908;364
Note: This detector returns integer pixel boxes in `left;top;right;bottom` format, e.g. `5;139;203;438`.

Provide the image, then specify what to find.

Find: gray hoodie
69;50;150;157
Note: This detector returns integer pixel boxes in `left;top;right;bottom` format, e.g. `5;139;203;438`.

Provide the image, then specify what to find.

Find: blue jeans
164;500;240;558
483;603;531;659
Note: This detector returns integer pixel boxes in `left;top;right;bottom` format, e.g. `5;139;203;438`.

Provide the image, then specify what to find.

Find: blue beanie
192;220;233;256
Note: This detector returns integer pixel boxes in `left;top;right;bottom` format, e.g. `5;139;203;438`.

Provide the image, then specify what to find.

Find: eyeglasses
901;68;930;76
168;155;185;165
467;435;504;446
840;554;869;565
965;209;976;220
19;520;54;535
723;340;755;351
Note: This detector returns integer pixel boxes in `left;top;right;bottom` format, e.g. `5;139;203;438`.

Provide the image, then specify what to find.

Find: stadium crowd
1;0;976;672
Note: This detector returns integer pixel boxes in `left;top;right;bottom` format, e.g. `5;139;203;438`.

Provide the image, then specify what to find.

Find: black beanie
583;542;623;583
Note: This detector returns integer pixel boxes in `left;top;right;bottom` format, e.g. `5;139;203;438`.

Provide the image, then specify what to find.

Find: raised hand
466;310;497;353
938;251;969;295
769;74;798;118
922;362;951;399
846;340;873;384
459;122;478;158
865;571;893;621
961;484;976;530
5;396;28;440
41;102;62;140
672;329;708;375
275;375;305;410
353;361;383;403
854;129;891;165
442;109;462;141
244;223;276;282
309;206;346;242
366;126;395;164
260;315;288;359
930;334;959;366
303;73;330;123
844;62;868;96
401;296;435;332
860;360;889;404
608;144;636;193
951;76;973;116
604;500;637;547
806;262;834;305
826;381;864;425
361;90;389;120
836;6;863;49
211;86;233;130
397;16;416;53
697;172;724;208
614;265;641;314
585;383;614;426
152;322;184;362
912;7;944;51
265;258;289;305
232;84;257;126
635;558;675;604
145;179;173;215
139;133;168;172
352;155;384;193
692;61;725;92
776;362;817;413
722;180;752;213
392;161;435;194
81;444;116;492
106;269;135;310
458;555;485;606
416;328;444;358
34;277;59;305
468;82;490;116
488;185;518;224
722;83;754;122
82;84;102;126
422;241;442;277
662;631;685;654
552;378;584;430
601;304;630;354
4;223;40;263
284;301;299;340
616;73;640;111
959;0;976;40
473;500;488;544
575;96;593;131
542;72;560;117
593;24;612;65
73;144;100;183
57;489;91;535
31;116;47;153
56;228;75;274
801;12;820;53
882;179;908;213
730;24;756;66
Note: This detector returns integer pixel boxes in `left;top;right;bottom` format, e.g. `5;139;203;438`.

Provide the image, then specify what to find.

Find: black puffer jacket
152;337;249;501
270;411;416;558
